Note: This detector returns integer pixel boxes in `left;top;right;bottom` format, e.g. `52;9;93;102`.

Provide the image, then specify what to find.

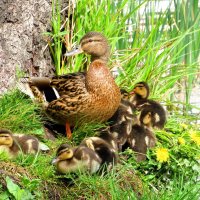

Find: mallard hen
19;32;121;138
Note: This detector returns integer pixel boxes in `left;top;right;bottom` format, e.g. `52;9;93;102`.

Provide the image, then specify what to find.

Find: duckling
129;82;166;129
138;104;166;129
123;124;156;162
109;86;139;124
111;121;135;152
109;100;136;123
108;96;138;151
0;129;48;158
129;82;149;106
52;143;102;174
120;89;131;101
18;32;121;138
96;128;119;151
80;133;117;168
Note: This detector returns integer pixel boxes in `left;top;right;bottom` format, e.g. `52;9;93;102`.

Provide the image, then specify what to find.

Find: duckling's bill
52;157;59;164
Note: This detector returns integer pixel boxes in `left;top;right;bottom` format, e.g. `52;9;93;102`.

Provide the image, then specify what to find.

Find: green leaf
6;176;34;200
0;191;10;200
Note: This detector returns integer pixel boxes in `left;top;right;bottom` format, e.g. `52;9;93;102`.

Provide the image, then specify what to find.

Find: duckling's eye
0;135;9;138
88;39;92;42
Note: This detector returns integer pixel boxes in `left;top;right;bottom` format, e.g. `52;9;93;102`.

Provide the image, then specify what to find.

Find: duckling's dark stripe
135;84;145;88
0;134;10;137
0;130;11;134
57;148;69;156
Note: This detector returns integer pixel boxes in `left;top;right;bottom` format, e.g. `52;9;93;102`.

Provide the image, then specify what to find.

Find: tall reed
47;0;200;112
166;0;200;112
43;0;67;75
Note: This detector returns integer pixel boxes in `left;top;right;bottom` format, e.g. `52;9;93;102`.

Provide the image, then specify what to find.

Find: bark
0;0;56;94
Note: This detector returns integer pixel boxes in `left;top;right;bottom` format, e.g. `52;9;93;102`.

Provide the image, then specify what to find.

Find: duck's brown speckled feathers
19;32;121;130
50;72;86;97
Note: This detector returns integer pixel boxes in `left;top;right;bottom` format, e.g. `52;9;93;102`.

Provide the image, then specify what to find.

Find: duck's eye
88;39;92;42
74;45;79;50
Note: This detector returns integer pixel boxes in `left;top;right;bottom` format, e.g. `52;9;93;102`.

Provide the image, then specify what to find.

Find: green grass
0;90;43;135
45;0;200;113
166;0;200;112
43;0;67;75
0;91;199;199
152;174;200;200
1;0;200;199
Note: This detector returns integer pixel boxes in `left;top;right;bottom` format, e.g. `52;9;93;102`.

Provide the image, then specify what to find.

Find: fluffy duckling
80;132;118;168
120;89;131;101
18;32;121;139
52;143;102;174
96;128;119;152
138;103;166;129
129;82;166;129
0;129;48;158
110;120;132;152
109;99;136;124
123;124;156;162
108;97;138;151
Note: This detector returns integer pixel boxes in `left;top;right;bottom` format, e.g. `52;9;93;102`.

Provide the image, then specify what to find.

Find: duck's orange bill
66;122;72;139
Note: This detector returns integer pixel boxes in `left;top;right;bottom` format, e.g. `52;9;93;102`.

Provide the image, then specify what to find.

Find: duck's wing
17;72;86;102
17;77;57;103
45;72;89;123
50;72;87;97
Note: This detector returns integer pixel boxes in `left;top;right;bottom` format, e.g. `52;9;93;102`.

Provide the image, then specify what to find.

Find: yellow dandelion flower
190;132;200;145
180;123;188;129
178;137;185;145
156;148;169;163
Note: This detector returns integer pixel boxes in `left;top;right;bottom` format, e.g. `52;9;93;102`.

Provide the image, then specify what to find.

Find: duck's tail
17;77;36;100
17;77;60;104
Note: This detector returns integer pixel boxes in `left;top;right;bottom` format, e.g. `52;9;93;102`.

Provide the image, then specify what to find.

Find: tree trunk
0;0;55;95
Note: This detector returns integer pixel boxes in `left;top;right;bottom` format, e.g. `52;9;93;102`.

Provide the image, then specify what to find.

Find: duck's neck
136;94;147;101
130;94;147;106
86;60;116;93
91;48;110;63
9;141;20;155
91;55;109;63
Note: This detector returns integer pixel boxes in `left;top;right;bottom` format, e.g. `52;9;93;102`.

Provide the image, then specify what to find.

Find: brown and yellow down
0;129;48;158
